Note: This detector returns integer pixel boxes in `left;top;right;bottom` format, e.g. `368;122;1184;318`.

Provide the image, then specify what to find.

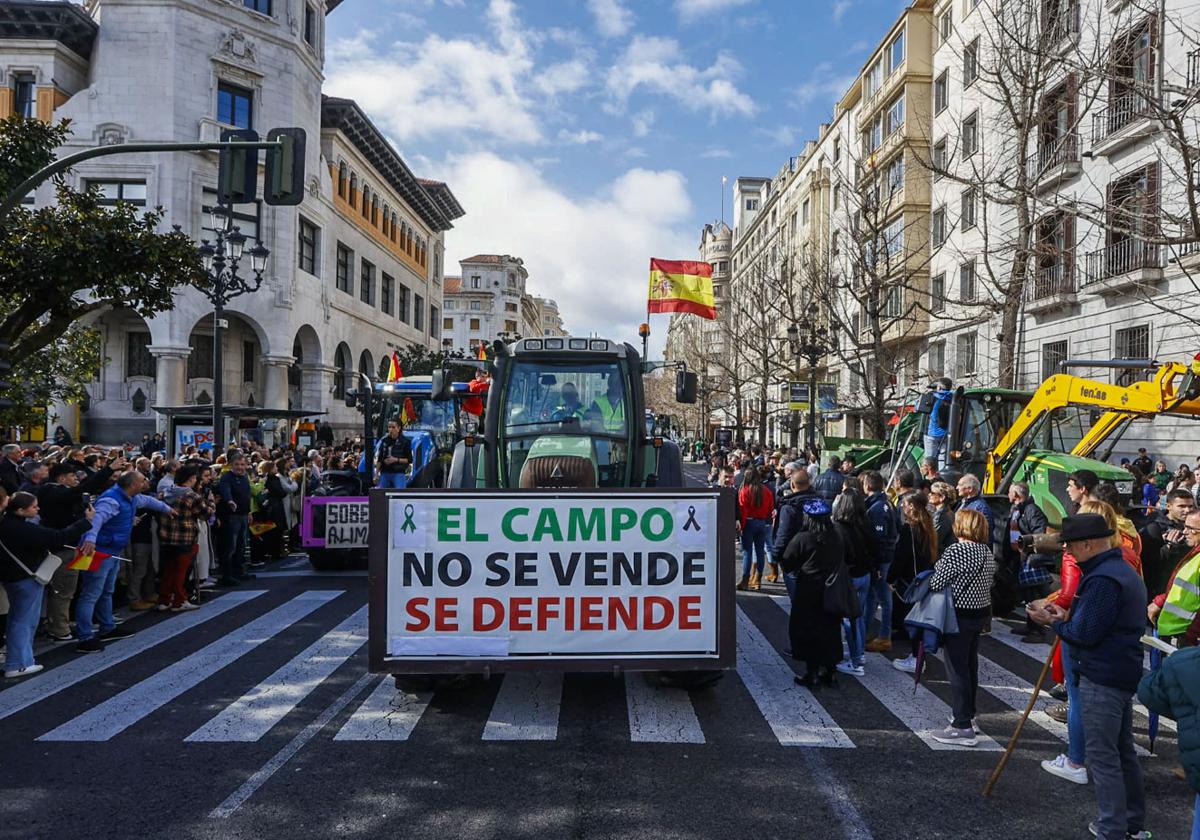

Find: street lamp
787;318;837;457
197;203;270;454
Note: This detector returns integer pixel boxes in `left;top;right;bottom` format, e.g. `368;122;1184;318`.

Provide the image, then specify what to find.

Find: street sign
175;424;214;452
788;382;809;412
369;489;735;673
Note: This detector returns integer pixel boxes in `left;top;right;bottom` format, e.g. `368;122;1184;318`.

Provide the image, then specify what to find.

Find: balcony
1084;239;1163;293
1027;134;1081;191
1090;91;1156;157
1025;260;1076;313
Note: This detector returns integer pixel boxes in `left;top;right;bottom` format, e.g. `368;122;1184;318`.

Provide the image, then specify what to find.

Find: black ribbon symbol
400;504;417;533
683;505;700;532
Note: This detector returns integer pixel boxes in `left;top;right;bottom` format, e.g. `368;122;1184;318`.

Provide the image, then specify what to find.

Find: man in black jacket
0;444;23;494
1140;489;1197;601
36;462;114;640
1006;481;1051;639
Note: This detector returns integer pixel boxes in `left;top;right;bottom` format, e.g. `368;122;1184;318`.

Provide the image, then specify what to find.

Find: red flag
392;351;404;380
68;547;110;572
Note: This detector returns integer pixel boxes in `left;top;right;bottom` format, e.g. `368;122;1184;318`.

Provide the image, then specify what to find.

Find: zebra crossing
0;588;1176;757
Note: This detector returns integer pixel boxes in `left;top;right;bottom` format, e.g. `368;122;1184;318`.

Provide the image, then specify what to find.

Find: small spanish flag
477;342;487;361
69;547;111;572
248;521;277;537
647;258;717;319
401;396;417;425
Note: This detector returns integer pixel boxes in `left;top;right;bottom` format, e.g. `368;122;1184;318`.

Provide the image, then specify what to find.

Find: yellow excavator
985;355;1200;500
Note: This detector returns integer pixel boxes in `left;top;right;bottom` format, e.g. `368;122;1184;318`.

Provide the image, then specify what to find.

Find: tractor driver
552;383;585;422
376;419;413;489
588;374;626;434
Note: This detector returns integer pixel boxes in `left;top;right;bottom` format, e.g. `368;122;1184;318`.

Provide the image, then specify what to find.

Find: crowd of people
0;430;371;675
707;437;1200;840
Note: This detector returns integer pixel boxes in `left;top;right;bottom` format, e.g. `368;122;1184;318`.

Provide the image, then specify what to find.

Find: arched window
349;173;358;205
371;195;380;226
338;162;348;199
358;349;374;381
390;212;399;242
382;204;390;236
361;186;371;219
334;343;352;398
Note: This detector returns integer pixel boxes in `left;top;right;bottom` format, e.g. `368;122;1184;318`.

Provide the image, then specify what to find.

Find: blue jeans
1079;677;1145;840
740;519;769;578
75;554;120;641
1192;794;1200;840
379;471;408;489
865;562;893;639
842;574;872;666
1062;643;1085;765
3;578;42;671
923;434;946;470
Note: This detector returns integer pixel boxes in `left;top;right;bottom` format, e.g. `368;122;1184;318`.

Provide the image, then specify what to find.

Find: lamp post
786;319;837;458
197;203;270;454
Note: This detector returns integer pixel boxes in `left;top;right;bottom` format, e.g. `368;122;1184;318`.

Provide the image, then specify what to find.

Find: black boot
794;672;820;690
819;667;839;689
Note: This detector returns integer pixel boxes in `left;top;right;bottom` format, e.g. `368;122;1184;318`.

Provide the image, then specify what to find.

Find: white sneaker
892;655;917;673
1041;753;1088;785
199;578;218;589
4;663;44;679
947;714;982;734
155;604;170;612
930;725;977;747
170;601;200;612
836;661;865;677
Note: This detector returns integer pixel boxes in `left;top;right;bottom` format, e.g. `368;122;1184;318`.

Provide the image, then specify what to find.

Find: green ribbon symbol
400;504;417;533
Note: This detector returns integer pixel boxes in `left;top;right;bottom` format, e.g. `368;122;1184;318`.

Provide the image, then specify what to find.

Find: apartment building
441;255;551;354
0;0;463;442
927;0;1200;457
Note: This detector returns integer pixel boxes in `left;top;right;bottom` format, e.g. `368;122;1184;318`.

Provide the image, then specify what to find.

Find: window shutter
1063;213;1075;280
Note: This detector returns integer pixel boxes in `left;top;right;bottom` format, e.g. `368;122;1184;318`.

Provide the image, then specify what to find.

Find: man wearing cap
1029;514;1149;840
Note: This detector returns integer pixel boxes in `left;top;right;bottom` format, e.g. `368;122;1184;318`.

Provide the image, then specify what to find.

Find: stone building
441;255;560;354
0;0;463;443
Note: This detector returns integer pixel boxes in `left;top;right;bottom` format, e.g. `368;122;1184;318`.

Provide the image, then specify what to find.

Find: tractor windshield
376;393;461;452
500;359;632;488
502;360;630;437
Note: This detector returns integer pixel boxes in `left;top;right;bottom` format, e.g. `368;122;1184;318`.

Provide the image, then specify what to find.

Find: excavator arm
984;358;1200;493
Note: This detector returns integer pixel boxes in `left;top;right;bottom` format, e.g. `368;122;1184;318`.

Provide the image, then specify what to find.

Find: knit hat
802;498;831;517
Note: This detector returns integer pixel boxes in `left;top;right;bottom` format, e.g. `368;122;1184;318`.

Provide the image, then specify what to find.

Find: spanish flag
476;342;487;361
386;351;404;383
69;547;111;572
647;258;716;319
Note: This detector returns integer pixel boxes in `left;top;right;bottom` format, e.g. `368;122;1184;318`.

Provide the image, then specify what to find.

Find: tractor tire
308;549;345;572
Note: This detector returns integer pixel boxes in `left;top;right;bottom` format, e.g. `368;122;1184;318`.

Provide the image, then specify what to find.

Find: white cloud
535;60;590;96
762;125;799;146
631;109;655;138
699;148;732;158
606;35;755;118
558;128;603;144
435;153;695;344
832;0;853;25
793;61;857;106
675;0;753;23
587;0;634;38
324;1;545;145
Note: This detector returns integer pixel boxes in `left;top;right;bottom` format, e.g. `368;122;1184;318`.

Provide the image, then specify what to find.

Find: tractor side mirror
344;390;357;408
676;370;698;404
430;369;453;401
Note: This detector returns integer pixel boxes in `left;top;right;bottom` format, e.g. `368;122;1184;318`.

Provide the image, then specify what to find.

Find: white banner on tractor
377;492;723;664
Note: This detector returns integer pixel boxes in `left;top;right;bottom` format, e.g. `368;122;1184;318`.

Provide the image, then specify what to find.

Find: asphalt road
0;463;1191;840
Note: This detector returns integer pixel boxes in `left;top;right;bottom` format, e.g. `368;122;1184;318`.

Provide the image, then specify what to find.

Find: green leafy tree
0;115;209;428
392;342;479;383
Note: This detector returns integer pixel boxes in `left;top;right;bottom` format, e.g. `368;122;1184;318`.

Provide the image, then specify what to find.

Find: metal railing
1027;133;1079;180
1084;239;1161;284
1028;260;1075;300
1091;91;1151;143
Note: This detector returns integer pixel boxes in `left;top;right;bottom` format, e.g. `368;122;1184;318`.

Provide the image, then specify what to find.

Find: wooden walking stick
983;638;1059;796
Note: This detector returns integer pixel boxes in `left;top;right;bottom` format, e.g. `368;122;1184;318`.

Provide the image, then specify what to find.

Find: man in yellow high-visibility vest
588;375;626;434
1150;509;1200;647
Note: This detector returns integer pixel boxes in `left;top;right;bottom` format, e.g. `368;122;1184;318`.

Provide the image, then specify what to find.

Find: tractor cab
450;336;694;490
370;377;471;488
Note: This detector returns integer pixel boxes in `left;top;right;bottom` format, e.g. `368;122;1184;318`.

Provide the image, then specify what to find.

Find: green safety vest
594;395;625;432
555;404;584;419
1159;549;1200;637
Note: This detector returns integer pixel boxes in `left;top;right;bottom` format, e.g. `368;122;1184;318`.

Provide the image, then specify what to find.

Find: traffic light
218;128;260;205
264;127;307;206
0;341;13;410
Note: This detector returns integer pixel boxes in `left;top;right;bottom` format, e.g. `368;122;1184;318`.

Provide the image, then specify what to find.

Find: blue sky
324;0;907;344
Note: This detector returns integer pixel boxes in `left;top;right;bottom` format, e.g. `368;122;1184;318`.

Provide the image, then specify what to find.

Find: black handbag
823;559;862;619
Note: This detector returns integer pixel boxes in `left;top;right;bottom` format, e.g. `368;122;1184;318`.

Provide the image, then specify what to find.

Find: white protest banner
378;491;726;665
